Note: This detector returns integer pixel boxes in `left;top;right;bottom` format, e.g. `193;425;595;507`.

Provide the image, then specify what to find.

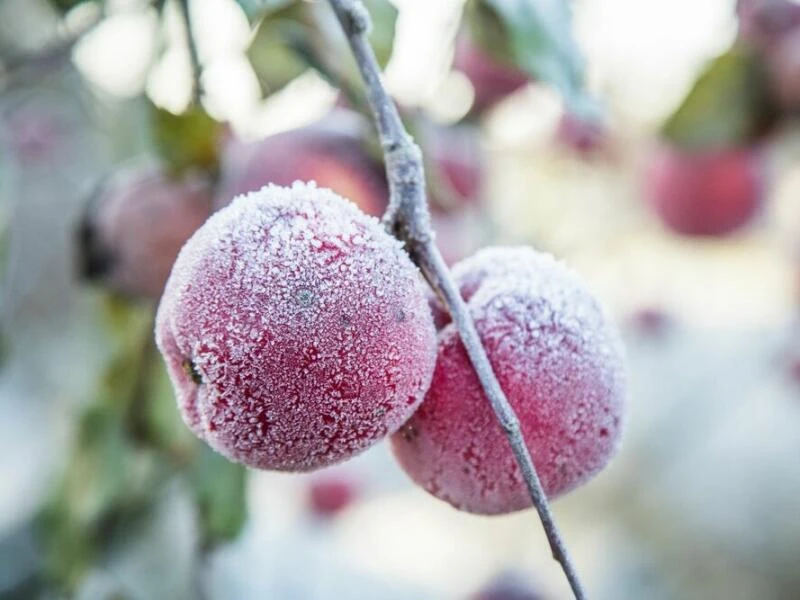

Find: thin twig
325;1;588;598
176;0;203;105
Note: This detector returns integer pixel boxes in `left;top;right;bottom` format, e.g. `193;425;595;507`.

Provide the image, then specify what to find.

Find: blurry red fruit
423;123;484;213
785;352;800;386
766;29;800;110
738;0;800;52
643;144;764;237
214;112;388;217
79;163;213;299
6;113;59;161
470;571;546;600
307;476;359;519
628;307;673;337
452;35;530;117
555;111;609;158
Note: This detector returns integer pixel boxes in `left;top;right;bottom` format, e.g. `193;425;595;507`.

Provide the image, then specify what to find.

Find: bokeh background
1;0;800;598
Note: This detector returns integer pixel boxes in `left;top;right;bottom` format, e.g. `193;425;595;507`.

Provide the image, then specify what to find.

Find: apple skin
643;144;764;237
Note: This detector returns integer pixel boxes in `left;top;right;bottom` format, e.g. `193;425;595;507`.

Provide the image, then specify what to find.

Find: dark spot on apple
297;288;314;307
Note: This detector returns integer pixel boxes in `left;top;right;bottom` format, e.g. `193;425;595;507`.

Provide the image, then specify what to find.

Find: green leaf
235;0;295;21
33;299;164;592
362;0;398;68
187;447;247;547
47;0;97;15
246;1;397;101
661;46;778;149
143;357;196;463
36;405;165;592
246;4;313;98
469;0;590;114
149;102;222;177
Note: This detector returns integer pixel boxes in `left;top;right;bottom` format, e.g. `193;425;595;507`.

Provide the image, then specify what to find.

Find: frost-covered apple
156;182;437;472
391;247;626;515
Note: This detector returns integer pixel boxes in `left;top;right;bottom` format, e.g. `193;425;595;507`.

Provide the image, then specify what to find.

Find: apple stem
177;0;203;106
325;1;588;599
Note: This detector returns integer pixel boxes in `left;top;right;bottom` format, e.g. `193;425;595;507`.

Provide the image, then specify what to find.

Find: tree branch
325;1;588;598
176;0;203;105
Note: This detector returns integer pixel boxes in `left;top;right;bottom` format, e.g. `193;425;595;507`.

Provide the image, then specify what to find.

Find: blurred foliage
150;102;222;177
35;297;162;592
360;0;398;68
33;296;246;593
188;446;248;549
46;0;98;16
468;0;596;118
246;0;396;100
234;0;294;22
662;45;779;149
247;2;314;97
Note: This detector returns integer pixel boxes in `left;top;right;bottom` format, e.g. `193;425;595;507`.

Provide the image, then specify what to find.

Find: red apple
766;29;800;110
423;123;484;213
643;144;764;236
79;162;213;298
470;571;546;600
306;475;359;520
555;111;609;158
452;35;530;118
738;0;800;52
214;112;388;217
628;307;673;337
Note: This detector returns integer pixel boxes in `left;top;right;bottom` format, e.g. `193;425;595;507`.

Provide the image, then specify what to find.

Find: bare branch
325;1;588;598
325;0;431;250
176;0;203;105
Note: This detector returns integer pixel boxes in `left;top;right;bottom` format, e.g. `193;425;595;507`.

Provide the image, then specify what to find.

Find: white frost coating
393;246;627;514
155;182;438;472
